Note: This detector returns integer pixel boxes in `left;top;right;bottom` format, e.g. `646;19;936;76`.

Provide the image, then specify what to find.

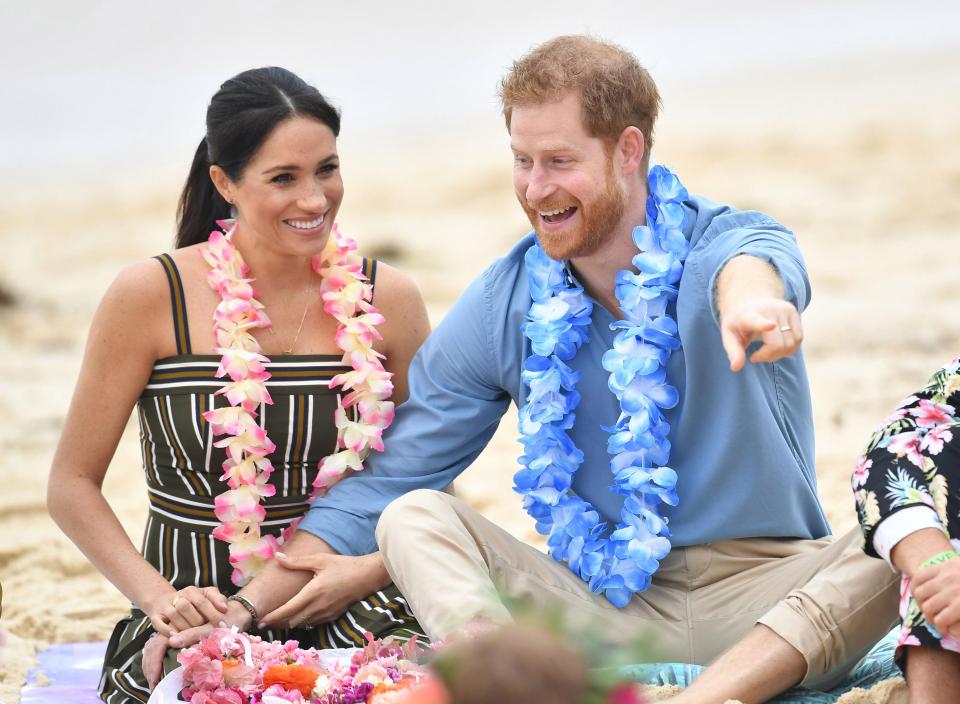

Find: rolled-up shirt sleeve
298;268;511;555
871;505;944;569
691;211;811;324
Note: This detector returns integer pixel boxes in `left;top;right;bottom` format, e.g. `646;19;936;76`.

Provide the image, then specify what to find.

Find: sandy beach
2;23;959;704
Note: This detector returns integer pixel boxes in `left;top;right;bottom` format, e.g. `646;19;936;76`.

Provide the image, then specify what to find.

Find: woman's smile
284;213;326;234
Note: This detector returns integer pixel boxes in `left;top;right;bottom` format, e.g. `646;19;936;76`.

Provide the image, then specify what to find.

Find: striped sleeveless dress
98;254;423;704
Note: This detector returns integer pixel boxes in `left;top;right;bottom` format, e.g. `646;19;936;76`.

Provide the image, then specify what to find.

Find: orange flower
262;663;319;697
368;680;410;702
369;676;450;704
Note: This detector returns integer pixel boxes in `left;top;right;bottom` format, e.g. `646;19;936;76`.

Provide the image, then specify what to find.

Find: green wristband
918;550;958;569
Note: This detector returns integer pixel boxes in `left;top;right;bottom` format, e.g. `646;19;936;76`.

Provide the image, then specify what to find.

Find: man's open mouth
539;206;577;224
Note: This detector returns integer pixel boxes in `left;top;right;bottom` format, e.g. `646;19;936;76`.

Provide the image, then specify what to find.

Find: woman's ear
209;165;236;205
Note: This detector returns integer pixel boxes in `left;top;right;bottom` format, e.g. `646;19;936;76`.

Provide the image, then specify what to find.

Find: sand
2;50;959;703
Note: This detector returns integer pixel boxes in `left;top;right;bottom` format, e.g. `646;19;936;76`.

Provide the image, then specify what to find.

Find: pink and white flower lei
201;220;394;586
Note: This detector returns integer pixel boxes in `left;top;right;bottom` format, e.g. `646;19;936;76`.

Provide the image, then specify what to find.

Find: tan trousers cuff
758;602;831;688
759;600;873;691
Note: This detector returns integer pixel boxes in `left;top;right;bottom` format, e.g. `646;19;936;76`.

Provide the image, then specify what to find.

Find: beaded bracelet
227;594;260;625
918;549;959;569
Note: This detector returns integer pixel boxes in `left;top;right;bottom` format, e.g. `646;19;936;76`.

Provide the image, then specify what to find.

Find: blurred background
1;1;959;700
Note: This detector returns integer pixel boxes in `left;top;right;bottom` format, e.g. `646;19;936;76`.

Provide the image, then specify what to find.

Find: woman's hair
175;67;341;248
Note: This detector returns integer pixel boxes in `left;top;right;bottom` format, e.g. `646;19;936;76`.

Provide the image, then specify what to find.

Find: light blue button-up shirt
301;195;831;555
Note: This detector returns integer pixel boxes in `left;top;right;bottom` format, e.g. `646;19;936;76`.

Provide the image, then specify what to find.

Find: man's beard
520;165;626;261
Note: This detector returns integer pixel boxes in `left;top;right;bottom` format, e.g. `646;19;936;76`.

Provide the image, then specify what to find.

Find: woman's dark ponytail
175;138;231;248
173;67;341;249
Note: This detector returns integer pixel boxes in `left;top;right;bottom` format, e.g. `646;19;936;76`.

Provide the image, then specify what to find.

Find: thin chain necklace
265;284;316;354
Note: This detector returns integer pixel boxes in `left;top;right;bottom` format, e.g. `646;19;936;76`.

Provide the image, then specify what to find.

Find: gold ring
779;325;791;333
171;595;181;608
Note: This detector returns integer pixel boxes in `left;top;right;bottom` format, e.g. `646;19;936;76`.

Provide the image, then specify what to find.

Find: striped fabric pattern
99;255;422;704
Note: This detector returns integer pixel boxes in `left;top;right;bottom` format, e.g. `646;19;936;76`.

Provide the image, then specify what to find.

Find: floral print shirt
854;358;960;562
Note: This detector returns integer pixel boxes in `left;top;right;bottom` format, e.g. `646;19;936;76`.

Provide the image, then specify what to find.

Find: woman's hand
258;552;389;629
145;598;254;687
145;585;228;636
143;633;170;690
913;558;960;638
167;598;253;650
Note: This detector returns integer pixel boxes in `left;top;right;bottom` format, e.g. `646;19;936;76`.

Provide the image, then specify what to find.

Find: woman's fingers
201;586;229;612
164;587;228;628
147;586;232;641
147;613;176;638
158;601;189;633
168;623;214;649
187;587;228;624
143;634;169;690
172;594;205;627
157;596;192;632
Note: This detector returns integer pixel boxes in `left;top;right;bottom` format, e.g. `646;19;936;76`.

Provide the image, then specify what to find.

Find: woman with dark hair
854;358;960;703
47;67;431;701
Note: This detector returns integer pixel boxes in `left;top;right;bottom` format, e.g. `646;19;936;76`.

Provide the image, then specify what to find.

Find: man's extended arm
715;254;804;371
694;213;811;372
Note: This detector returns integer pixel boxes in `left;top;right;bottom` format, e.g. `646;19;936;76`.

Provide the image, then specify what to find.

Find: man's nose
524;165;554;204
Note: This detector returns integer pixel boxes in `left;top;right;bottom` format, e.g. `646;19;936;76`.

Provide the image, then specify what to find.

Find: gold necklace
266;286;316;355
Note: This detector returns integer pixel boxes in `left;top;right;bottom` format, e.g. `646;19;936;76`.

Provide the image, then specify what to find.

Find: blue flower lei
514;165;690;607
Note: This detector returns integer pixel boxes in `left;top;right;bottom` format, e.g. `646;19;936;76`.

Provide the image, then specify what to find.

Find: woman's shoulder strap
152;253;192;355
362;257;379;304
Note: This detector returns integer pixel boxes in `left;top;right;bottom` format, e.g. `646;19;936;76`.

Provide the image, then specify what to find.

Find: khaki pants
376;490;899;690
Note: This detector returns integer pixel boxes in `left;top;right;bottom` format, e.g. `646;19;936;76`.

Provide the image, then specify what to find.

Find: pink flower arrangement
177;629;425;704
176;623;651;704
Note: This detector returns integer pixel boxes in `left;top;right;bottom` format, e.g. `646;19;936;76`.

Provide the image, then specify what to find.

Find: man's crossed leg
377;490;898;703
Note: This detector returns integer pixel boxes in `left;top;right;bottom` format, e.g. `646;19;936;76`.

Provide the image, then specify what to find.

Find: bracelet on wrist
918;549;959;570
227;594;259;625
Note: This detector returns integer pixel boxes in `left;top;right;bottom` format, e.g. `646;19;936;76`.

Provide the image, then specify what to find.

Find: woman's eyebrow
262;154;338;175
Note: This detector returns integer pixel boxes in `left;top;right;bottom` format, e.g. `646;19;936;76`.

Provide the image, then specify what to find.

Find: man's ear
616;126;645;176
209;165;236;204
